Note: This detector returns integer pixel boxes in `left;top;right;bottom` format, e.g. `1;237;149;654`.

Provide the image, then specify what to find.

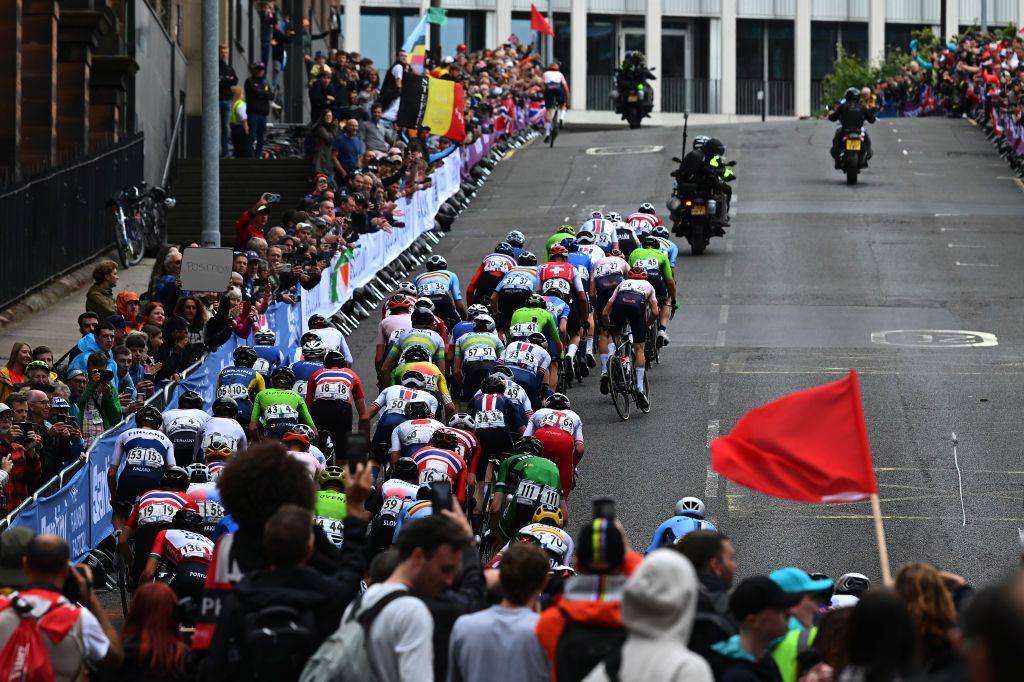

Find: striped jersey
372;386;439;418
125;489;198;530
627;212;663;235
578;244;607;263
390;418;444;457
500;341;552;374
386;328;445;364
525;408;585;443
412;445;468;503
305;367;364;405
149;528;214;566
580;218;618;250
111;428;176;480
414;269;463;300
455;332;505;364
447;427;481;475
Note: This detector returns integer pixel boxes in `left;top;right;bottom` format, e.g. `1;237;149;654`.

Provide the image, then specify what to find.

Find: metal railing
161;103;186;189
587;75;616;111
737;79;795;117
661;78;721;114
811;80;824;113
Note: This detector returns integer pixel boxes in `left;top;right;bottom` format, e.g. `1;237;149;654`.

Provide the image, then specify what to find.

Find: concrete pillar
794;0;811;117
570;0;586;110
496;0;512;46
343;0;360;53
57;10;109;160
720;0;736;115
485;10;496;49
645;0;662;112
0;0;22;182
868;0;885;65
1017;0;1024;34
21;0;59;172
708;18;720;114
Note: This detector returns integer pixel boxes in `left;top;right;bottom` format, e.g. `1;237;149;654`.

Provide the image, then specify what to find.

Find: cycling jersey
654;236;679;268
378;478;420;517
305;367;364;406
542;296;571;330
467;253;517;303
609;279;657;308
468;392;526;432
286;449;323;479
542;70;568;107
524;408;584;443
371;386;439;419
446;427;481;478
492;523;575;568
495;454;563;537
537;262;584;303
580;218;618;251
567;250;594;290
386;328;446;365
125;489;198;531
495;266;539;293
628;247;673;283
450;320;475;346
412;446;469;504
149;528;214;567
249;388;315;431
495;453;563;494
472;379;533;423
161;408;210;466
215;366;264;413
645;516;717;554
578;244;607;263
508;308;559;350
290;359;324;397
376;313;413;358
542;69;568;90
592;256;630;289
392;499;434;541
186;482;224;537
253;345;285;379
626;212;663;235
194;417;247;462
307;327;354;366
544;233;571;260
455;332;504;365
614;223;641;257
414;270;463;301
315;489;347;548
390;418;444;457
499;341;552;375
111;428;176;505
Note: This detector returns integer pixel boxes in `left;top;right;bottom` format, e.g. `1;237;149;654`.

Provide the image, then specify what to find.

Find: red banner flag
710;371;877;503
531;4;554;37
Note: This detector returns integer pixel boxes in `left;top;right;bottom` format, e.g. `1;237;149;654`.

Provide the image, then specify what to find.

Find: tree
821;48;875;110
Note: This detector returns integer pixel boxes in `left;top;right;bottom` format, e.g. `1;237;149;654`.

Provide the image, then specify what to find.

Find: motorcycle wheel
672;219;685;237
627;108;642;129
690;238;707;256
844;154;859;185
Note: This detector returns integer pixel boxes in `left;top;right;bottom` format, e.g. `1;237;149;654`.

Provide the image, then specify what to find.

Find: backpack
554;606;627;682
693;588;737;638
238;603;318;681
299;588;413;682
0;592;84;682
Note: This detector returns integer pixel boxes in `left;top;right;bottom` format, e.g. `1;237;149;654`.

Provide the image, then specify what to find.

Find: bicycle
545;104;564;148
607;328;651;420
647;315;661;366
108;188;145;268
556;354;572;394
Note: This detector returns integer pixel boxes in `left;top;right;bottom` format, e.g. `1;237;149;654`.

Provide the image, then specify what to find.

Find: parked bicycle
108;183;175;268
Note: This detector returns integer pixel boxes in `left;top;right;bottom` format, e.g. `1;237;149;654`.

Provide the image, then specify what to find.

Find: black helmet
308;314;329;329
515;436;544;457
213;396;238;417
430;427;459;450
844;87;861;102
494;242;516;257
401;345;431;364
233;345;258;368
480;374;506;394
299;331;320;346
323;350;346;368
704;138;725;157
172;508;204;532
545;393;570;410
638;202;656;214
161;465;190;490
179;390;203;410
411;309;435;327
404;400;432;419
136;404;163;428
489;365;514;379
518;251;538;266
642;234;661;249
271;365;296;388
393;457;419;483
425;255;448;271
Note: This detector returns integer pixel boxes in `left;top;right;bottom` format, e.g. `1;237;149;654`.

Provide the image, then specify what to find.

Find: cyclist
253;328;285;379
488;505;574;569
413;297;451;347
466;242;518;305
562;236;598;371
543;225;576;261
248;366;317;439
305;349;369;453
290;423;327;469
628;233;677;347
216;346;266;424
281;428;324;479
374;294;414;376
646;496;717;553
580;212;618;252
291;333;327;397
185;464;224;538
118;465;196;588
498;331;552;409
541;62;569;142
468;374;526;486
451;303;488;347
627;202;663;237
576;230;607;267
524;392;584;497
368;371;440;460
306;314;354;366
446;413;484;522
139;508;214;602
195;397;248;462
411;428;469;505
414;255;466;328
505;230;527;258
380;308;446;380
613;214;642;258
389;400;444;461
492;251;540;335
368;457;420;554
453;314;504;404
490;437;564;545
590;247;630;339
600;265;660;410
651;225;680;273
539;245;589;372
107;404;176;526
509;295;561;389
315;465;348;549
477;366;534;424
161;390;210;467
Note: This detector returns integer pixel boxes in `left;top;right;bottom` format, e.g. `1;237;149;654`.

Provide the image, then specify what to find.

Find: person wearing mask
244;62;273;158
219;44;239;157
676;530;739;659
827;87;876;168
709;576;798;681
85;259;119;320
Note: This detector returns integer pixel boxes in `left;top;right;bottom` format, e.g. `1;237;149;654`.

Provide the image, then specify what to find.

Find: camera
99;369;115;382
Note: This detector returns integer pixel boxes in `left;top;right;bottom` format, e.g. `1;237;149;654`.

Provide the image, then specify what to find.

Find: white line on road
710;362;720;373
955;261;998;267
571;203;577;209
947;243;981;248
706;419;720;447
585;177;591;182
719;305;730;325
902;149;908;155
579;190;585;194
724;262;733;279
708;382;719;407
914;172;941;177
716;330;727;347
939;227;976;232
934;213;966;217
726;240;734;252
704;467;720;499
952;432;967;527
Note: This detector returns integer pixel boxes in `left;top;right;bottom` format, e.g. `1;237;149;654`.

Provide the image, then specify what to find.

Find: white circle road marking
870;330;998;348
585;145;664;156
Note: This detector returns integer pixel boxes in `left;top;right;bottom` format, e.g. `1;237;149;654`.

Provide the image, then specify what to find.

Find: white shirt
343;583;433;682
194;416;248;460
542;70;568;90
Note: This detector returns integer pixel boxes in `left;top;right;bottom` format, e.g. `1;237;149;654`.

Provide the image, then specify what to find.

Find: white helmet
448;413;476;430
254;329;276;345
473;314;496;332
467;304;489;320
396;282;417;296
606;211;622;222
302;336;326;360
835;572;871;596
674;496;706;519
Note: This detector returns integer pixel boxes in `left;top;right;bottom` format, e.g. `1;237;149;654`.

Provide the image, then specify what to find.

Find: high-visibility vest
230;99;247;125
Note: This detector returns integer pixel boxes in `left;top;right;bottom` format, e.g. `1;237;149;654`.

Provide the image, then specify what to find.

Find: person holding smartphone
0;403;41;514
40;397;85;481
74;353;123;444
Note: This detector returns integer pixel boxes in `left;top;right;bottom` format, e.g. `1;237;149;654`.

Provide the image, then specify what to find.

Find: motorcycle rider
672;136;732;233
615;51;656;110
828;86;876;169
542;62;569;143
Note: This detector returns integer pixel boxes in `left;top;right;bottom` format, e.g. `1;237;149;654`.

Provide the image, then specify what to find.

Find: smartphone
429;480;453;513
253;277;270;288
593;496;616;520
143;373;155;382
266;193;281;203
346;432;371;470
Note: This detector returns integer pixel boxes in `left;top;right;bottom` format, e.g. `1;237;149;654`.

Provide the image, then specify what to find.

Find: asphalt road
347;116;1024;585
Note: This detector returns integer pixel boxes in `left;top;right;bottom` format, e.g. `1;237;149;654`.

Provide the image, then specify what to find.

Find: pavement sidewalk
0;259;155;365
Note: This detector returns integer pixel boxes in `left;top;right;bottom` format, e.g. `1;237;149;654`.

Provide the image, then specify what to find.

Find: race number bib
263;403;298;421
574;265;590;281
126;446;164;469
594;262;623;278
381;496;405;515
166;416;203;435
196;501;225;520
291;380;308;397
510;321;540;338
476;409;506;428
484;257;511;274
200;432;239;453
541;413;574;433
508;348;537;369
314;380;351;402
315;516;345;548
503;274;532;290
541;278;571;295
464;345;497;361
634;257;659;272
629;219;649;233
418;280;447;296
217;383;249;399
253;358;271;374
515;480;561;508
419;463;451;485
140;502;178;524
180;542;210;560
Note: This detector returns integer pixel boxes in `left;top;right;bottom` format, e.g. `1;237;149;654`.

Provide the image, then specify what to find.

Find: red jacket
234;209;264;249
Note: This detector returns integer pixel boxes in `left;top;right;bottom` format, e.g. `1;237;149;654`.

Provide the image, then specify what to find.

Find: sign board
180;247;234;293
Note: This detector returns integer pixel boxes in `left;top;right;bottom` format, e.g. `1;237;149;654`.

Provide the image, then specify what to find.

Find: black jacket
673;149;716;184
827;101;876;131
422;545;487;681
689;572;738;660
710;652;783;682
219;60;238;101
308;80;338;121
245;76;273;116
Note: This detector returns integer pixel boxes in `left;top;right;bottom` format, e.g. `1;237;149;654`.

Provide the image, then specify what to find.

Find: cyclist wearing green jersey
249;365;317;439
315;465;347;548
543;224;577;261
509;295;562;390
628;234;676;346
489;437;565;544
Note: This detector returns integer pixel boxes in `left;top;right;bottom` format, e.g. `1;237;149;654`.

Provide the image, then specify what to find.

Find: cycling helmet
410;309;435;327
233;345;258;367
172;508;204;532
430;428;459;450
323;350;346;368
425;255;448;271
642;234;661;249
404;400;432;419
290;423;316;441
401;371;427;389
386;293;413;312
844;87;861;102
506;230;526;247
204;438;234;460
693;135;711;151
448;413;475;430
674;496;706;519
467;304;489;320
396;281;417;296
515;436;544;457
493;242;516;257
414;297;435;311
489;365;514;379
270;365;296;389
282;429;311;447
606;211;622;222
319;465;347;488
589;211;604;219
607;248;625;259
393;457;419;483
308;314;329;330
556;225;576;236
559;237;579;253
518;251;538;266
136;404;163;428
549;244;569;259
178;390;204;410
400;345;431;364
527;332;548;347
207;461;227;479
526;294;547;309
704;138;726;157
835;572;871;596
627;265;648;280
545;393;570;410
577;230;595;244
652;226;671;239
254;329;277;345
212;393;240;417
548;62;560;71
532;504;565;529
300;331;320;346
302;336;326;360
161;465;190;490
473;314;496;332
186;463;210;483
479;374;506;394
638;202;656;214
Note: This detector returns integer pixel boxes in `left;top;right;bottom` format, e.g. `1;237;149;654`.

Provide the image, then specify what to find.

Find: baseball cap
254;205;270;215
0;404;11;417
730;576;802;620
103;315;127;330
575;518;626;574
244;250;262;262
442;56;454;65
456;43;467;52
65;369;86;381
0;527;35;587
770;567;834;594
50;397;70;409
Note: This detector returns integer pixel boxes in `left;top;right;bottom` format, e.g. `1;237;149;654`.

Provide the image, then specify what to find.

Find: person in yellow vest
229;85;250;158
768;567;833;682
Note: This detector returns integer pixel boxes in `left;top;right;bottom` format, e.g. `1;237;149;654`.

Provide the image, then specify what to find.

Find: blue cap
50;397;70;409
770;567;833;594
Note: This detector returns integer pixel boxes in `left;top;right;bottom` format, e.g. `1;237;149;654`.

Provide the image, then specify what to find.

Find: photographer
0;403;41;514
74;353;123;442
37;397;85;482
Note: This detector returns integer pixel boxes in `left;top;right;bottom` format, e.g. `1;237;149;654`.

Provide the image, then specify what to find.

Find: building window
361;14;392;70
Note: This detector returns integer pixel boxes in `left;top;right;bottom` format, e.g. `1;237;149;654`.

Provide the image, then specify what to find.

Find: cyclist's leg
629;307;649;392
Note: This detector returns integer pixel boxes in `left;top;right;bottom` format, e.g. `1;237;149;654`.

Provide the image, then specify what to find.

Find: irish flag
396;73;466;142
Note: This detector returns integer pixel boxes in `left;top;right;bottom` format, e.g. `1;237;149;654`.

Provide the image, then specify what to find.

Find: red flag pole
849;369;892;585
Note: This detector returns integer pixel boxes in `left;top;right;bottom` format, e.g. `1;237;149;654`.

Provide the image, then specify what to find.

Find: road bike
647;315;661;366
607;327;651;420
545;103;564;148
108;188;146;268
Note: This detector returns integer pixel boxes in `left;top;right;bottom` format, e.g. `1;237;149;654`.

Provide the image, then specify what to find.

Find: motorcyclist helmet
178;390;204;410
233;345;258;367
494;242;516;257
844;87;861;102
704;138;726;157
518;251;538;266
693;135;711;150
674;496;706;519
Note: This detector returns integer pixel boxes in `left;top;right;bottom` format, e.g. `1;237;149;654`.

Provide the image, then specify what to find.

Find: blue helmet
559;237;579;253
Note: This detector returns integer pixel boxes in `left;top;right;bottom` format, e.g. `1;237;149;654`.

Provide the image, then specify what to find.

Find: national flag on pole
401;13;428;53
710;370;877;503
396;73;466;142
409;44;427;74
530;4;554;37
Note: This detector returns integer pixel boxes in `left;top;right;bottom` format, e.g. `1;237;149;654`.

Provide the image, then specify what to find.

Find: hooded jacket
67;334;120;390
583;550;714;682
115;292;142;331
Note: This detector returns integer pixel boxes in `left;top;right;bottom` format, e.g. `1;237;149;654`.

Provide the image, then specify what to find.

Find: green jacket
771;625;817;682
75;381;123;431
85;284;117;320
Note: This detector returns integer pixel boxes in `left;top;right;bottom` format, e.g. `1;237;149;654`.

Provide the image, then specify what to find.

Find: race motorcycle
667;158;735;256
611;70;655;129
837;128;867;185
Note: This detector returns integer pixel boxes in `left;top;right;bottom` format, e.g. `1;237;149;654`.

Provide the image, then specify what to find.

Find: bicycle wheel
125;218;145;266
608;353;631;421
112;213;130;269
548;111;558;147
556;360;569;394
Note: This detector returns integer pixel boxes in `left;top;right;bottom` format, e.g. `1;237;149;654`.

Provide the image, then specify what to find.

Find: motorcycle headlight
667;197;682;212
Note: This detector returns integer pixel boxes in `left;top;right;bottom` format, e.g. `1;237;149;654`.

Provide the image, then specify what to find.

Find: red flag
710;371;877;503
531;4;554;37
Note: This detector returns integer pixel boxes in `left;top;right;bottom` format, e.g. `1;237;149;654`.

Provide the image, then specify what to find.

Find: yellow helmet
318;465;347;488
532;504;565;528
204;439;234;460
556;224;576;236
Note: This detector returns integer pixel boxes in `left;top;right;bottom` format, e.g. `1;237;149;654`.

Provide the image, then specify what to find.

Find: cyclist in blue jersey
107;404;177;526
451;304;488;346
561;237;598;372
252;328;285;379
291;333;327;397
646;496;717;553
652;225;679;270
492;251;540;335
215;346;266;424
413;254;466;328
505;230;526;258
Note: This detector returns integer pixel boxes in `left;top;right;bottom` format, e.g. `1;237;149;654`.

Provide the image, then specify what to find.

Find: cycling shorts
500;493;540;539
310;400;353;454
115;474;161;517
475;428;515;480
533;426;576;497
462;360;495;400
429;294;460;327
497;290;532;331
649;277;668;305
371;413;407;459
263;419;299;440
129;521;170;588
168;560;209;602
610;300;649;343
474;273;503;303
544;84;566;108
369;513;398;555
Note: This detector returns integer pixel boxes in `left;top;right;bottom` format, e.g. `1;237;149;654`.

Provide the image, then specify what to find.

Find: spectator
959;582;1024;682
230;85;250;158
154;248;183;309
768;567;833;682
893;563;962;677
0;534;124;676
42;396;85;479
0;402;41;513
676;530;739;659
379;48;408;119
309;70;338;122
75;352;123;438
104;314;129;345
310;111;337;176
86;259;119;319
805;606;853;680
112;345;140;411
115;291;142;332
124;333;151;390
234;195;271;249
30;345;53;368
709;576;797;681
0;341;32;402
173;295;210;346
331;118;364;185
840;589;921;682
448;542;550;682
219;44;239;157
111;582;188;681
155;316;204;383
361;103;393;155
244;62;273;158
142;302;167;328
68;320;118;381
0;526;33;594
64;368;87;423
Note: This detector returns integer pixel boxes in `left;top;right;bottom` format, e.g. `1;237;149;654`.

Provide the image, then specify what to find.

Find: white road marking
946;243;981;248
914;172;941;177
724;262;732;278
952;432;967;527
579;190;585;194
939;227;976;232
585;177;591;182
706;419;720;446
955;261;998;267
710;361;720;373
585;145;664;156
902;149;908;155
870;330;999;348
571;203;577;209
716;330;727;347
719;305;730;325
934;213;966;217
704;466;720;499
708;382;719;407
726;240;734;252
